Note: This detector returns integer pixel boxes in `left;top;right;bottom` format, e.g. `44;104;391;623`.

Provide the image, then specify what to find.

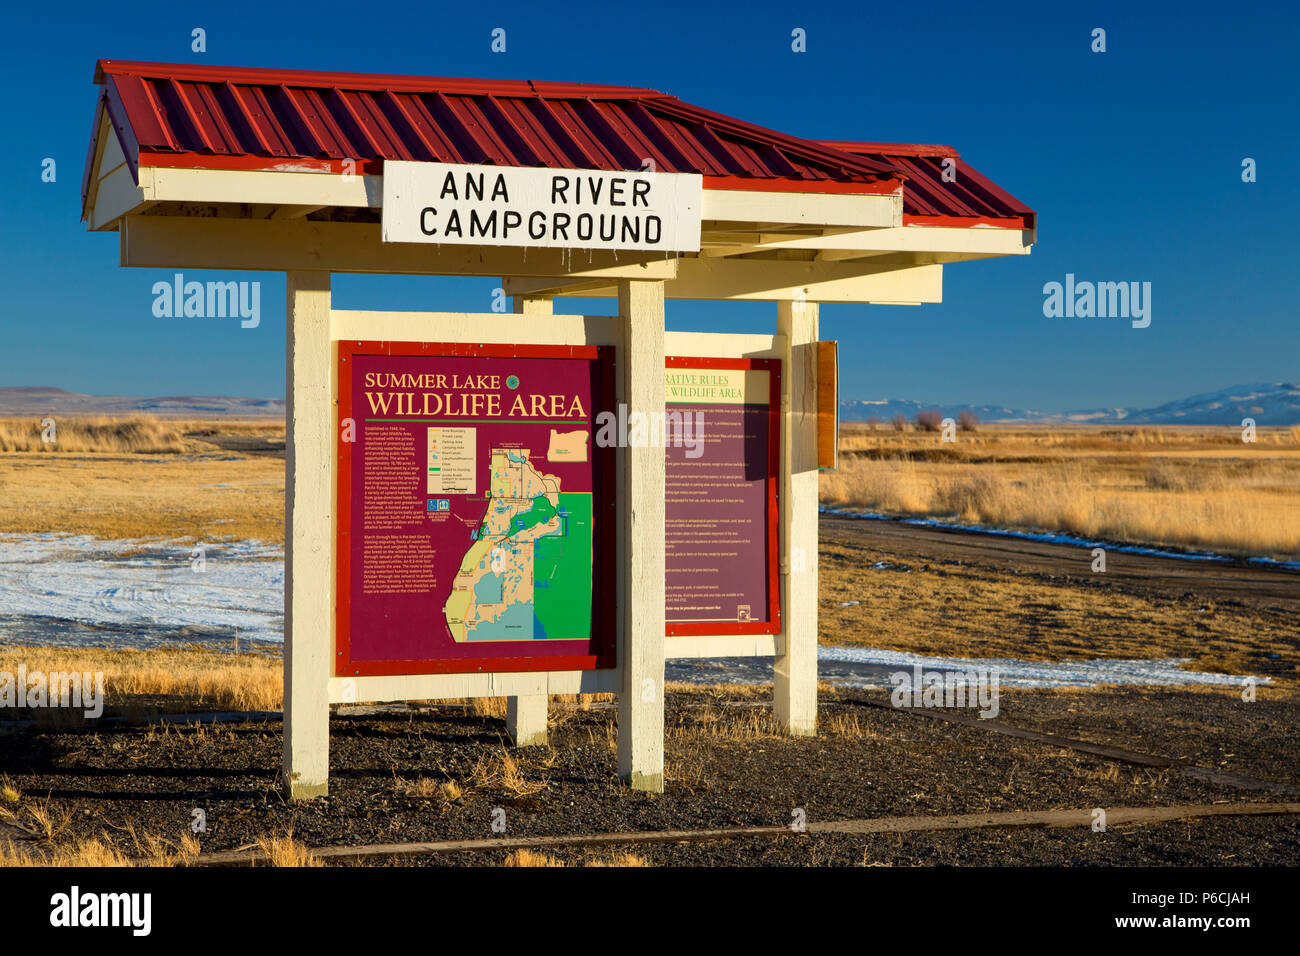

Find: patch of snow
667;645;1266;691
0;535;1276;696
0;533;283;648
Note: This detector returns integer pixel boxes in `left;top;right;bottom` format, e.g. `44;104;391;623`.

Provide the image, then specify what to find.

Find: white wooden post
775;299;819;735
506;695;549;747
504;293;554;747
512;295;554;316
283;271;334;799
617;279;666;791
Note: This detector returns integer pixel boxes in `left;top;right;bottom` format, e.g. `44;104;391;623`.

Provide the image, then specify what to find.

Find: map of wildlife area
336;344;613;676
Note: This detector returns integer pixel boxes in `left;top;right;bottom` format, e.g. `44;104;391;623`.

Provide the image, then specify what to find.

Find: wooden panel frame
664;355;781;638
818;340;839;470
335;339;617;677
658;334;788;660
326;311;625;706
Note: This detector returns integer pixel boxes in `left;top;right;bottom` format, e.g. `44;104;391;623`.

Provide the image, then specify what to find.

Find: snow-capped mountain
1088;383;1300;425
838;397;1044;423
840;383;1300;425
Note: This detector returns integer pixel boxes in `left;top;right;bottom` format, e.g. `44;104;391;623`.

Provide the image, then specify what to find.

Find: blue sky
0;0;1296;411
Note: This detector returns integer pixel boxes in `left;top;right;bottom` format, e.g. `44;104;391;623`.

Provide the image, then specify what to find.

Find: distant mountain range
3;383;1297;426
0;386;283;418
839;383;1300;426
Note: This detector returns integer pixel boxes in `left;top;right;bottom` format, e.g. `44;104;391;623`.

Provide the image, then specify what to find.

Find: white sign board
382;160;702;252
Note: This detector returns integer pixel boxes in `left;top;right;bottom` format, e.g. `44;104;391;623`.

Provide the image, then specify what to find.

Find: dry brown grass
664;750;707;792
136;831;203;868
0;450;284;542
1;837;134;867
838;423;1300;453
819;533;1299;678
1091;763;1121;783
396;776;464;802
823;426;1300;559
467;749;549;796
498;751;547;796
0;645;282;712
22;801;71;840
254;831;322;867
822;710;878;738
502;849;649;867
0;416;283;455
439;779;464;801
584;851;650;867
469;697;507;719
0;802;202;868
0;416;191;454
396;776;442;798
183;421;284;439
503;848;565;867
667;702;784;744
552;692;613;710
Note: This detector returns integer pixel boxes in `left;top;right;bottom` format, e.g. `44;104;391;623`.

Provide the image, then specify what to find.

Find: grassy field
1;415;1295;674
0;417;284;542
6;416;1297;560
817;526;1297;680
0;645;283;713
821;424;1300;560
0;416;281;454
1;418;1295;868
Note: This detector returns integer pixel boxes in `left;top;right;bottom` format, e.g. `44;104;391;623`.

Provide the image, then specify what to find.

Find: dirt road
817;514;1300;682
821;514;1300;610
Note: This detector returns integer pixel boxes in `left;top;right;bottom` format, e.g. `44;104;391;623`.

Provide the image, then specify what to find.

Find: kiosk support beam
506;695;549;748
506;292;554;748
512;295;554;316
617;278;666;792
283;270;334;799
775;299;819;736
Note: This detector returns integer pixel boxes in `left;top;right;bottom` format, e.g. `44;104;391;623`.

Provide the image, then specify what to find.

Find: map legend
427;427;476;495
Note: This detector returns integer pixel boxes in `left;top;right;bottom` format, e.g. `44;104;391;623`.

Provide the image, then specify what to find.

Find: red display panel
664;356;781;636
336;341;616;676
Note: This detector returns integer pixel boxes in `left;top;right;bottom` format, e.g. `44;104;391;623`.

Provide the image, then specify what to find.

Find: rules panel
664;356;781;637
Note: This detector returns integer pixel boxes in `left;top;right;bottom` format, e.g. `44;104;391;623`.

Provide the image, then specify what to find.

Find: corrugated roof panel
479;95;543;167
241;84;294;156
91;59;903;190
543;100;626;170
387;92;436;161
820;140;1034;226
108;75;175;152
528;98;606;170
589;102;663;171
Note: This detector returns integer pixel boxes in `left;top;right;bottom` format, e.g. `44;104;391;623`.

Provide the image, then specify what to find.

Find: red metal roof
87;60;902;205
83;61;1034;233
821;140;1035;229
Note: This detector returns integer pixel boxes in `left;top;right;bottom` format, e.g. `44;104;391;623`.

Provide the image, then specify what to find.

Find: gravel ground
3;685;1298;866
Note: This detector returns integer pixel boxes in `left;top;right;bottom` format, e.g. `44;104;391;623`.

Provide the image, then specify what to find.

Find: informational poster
336;342;615;676
664;357;781;636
